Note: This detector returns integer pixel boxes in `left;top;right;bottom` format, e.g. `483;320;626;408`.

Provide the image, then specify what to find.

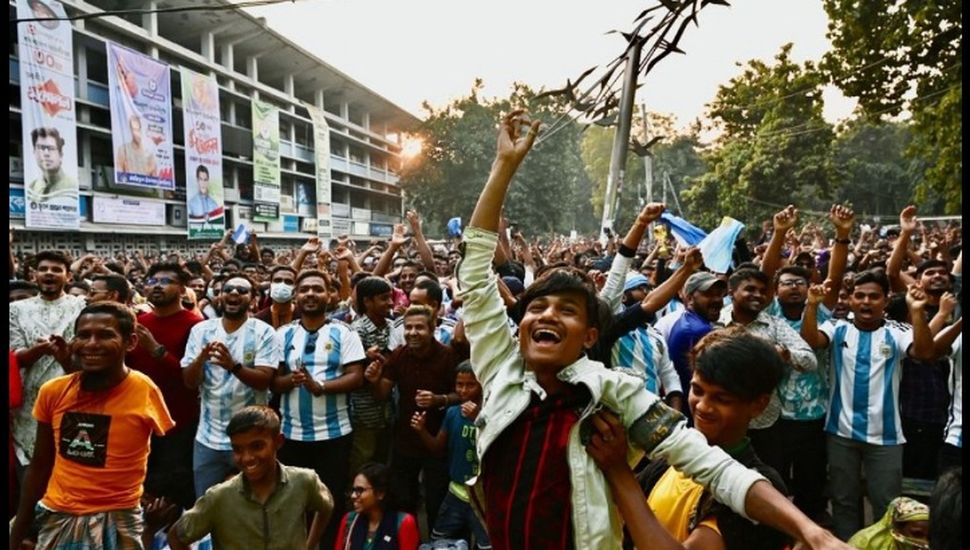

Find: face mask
270;282;294;303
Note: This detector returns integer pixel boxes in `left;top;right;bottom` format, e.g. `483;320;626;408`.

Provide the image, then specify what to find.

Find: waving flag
660;212;707;246
447;217;462;237
699;217;745;273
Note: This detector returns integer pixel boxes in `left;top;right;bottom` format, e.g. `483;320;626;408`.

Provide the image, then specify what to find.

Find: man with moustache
181;274;279;497
9;251;86;483
127;263;204;511
9;302;175;548
272;270;366;548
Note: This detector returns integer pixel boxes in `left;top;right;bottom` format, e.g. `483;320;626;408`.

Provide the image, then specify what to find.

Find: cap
685;272;726;296
623;273;650;293
502;276;525;296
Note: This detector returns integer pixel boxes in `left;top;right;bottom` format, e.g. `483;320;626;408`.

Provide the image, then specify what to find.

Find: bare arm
641;247;702;314
409;411;448;455
9;422;55;547
800;284;831;349
406;210;437;273
290;237;321;273
887;206;917;292
373;225;408;276
906;286;937;361
823;205;854;310
761;205;798;281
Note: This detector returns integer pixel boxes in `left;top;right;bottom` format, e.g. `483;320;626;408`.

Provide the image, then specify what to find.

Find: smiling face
230;428;282;486
71;313;137;375
731;278;769;318
33;259;70;299
403;313;434;351
364;291;393;320
350;473;383;514
919;266;952;296
296;275;328;317
688;372;768;447
455;371;482;403
688;284;727;322
221;276;254;319
519;291;598;370
398;265;419;294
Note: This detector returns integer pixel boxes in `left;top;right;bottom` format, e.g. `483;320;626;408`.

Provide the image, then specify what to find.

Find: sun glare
402;136;424;159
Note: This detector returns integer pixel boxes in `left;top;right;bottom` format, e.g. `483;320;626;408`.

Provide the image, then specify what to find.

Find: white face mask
270;282;294;303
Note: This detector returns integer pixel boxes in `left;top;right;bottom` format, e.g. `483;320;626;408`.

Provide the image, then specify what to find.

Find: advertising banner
18;0;80;230
180;68;225;239
252;99;280;222
92;196;165;225
305;104;333;239
107;42;175;189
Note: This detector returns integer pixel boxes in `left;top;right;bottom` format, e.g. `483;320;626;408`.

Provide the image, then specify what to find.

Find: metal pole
642;104;653;205
599;40;643;241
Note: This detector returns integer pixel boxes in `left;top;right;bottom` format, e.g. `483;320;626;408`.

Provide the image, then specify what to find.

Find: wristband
834;238;851;245
231;362;243;374
151;345;167;359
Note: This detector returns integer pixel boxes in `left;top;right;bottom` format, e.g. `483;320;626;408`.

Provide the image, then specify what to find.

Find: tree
400;80;591;237
822;0;961;213
682;44;834;230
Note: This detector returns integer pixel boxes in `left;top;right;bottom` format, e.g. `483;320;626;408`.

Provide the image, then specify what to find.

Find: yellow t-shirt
34;370;175;514
646;467;721;541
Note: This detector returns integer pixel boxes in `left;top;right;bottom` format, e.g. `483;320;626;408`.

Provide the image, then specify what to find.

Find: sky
244;0;856;132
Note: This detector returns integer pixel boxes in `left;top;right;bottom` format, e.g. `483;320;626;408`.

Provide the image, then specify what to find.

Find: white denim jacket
457;227;766;549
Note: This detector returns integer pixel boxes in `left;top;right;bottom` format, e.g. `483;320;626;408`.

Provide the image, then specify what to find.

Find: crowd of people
8;111;962;550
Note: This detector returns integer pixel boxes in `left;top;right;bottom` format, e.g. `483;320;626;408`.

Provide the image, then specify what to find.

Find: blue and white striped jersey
944;333;962;448
819;319;914;445
611;324;682;396
276;320;366;442
181;318;280;451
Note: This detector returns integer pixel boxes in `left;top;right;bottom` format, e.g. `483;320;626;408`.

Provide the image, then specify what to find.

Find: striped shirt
388;316;457;350
944;333;962;448
276;321;366;441
819;319;914;445
349;315;392;428
181;318;280;451
765;299;833;421
611;325;683;396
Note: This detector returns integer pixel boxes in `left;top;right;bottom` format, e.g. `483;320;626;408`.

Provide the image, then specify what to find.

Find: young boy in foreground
167;406;334;550
456;110;847;550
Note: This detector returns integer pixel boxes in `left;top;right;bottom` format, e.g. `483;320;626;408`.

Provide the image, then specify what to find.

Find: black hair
350;271;371;289
416;270;439;282
916;259;949;278
184;260;203;276
33;250;73;270
269;264;297;279
728;267;769;290
356;462;393;507
31;126;65;151
412;278;443;306
929;467;961;550
518;267;601;331
146;262;190;285
884;292;909;323
67;281;90;293
399;260;420;271
75;301;137;339
261;247;275;258
226;405;281;437
295;269;330;288
455;360;474;376
91;273;132;303
195;164;209;178
853;269;890;296
691;326;784;401
223;273;259;297
10;280;40;294
356;276;393;313
496;261;526;281
774;265;812;284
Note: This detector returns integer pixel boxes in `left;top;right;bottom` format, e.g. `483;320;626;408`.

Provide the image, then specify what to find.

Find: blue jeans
826;434;903;540
432;491;491;550
193;440;235;499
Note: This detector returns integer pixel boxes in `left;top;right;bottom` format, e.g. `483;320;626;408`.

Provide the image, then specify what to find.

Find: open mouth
531;328;562;345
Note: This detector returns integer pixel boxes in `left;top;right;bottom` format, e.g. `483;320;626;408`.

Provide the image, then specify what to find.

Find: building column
201;31;215;64
221;43;235;91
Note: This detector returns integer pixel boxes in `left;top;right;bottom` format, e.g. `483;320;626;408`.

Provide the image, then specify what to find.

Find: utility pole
641;103;653;205
599;40;643;242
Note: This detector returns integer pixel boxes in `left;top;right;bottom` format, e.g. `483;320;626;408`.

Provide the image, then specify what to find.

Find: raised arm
823;205;854;310
761;205;798;281
887;206;918;292
373;224;408;276
906;285;937;361
406;210;437;272
641;246;701;315
599;202;667;311
800;283;831;349
468;111;539;231
290;237;321;272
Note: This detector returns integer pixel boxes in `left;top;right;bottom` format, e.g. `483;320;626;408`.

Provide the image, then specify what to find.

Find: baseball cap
623;273;650;293
685;272;727;296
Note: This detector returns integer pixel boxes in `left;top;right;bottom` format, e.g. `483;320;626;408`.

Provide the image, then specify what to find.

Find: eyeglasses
221;284;252;295
35;144;58;152
778;279;808;288
349;486;370;496
146;277;177;287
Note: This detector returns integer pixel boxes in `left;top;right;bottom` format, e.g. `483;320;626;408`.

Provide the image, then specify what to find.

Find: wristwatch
151;345;167;359
231;362;243;374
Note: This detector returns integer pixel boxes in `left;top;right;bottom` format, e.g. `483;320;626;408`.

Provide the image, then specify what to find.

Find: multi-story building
9;0;419;257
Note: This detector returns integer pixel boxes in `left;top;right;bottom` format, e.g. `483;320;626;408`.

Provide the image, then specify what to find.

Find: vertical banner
18;0;79;230
107;42;175;189
180;68;225;239
305;104;332;239
252;99;280;222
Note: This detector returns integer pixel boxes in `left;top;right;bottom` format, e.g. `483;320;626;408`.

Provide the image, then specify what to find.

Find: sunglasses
349;486;370;496
778;279;808;288
221;284;252;295
146;276;177;287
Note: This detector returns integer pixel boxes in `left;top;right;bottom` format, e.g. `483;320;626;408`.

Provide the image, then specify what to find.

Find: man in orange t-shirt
9;302;175;549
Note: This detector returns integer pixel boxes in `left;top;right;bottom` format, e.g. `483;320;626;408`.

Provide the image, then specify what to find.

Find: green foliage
822;0;962;213
682;45;835;231
400;80;593;237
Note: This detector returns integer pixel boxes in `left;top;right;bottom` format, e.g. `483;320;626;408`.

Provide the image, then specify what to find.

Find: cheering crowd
8;112;962;550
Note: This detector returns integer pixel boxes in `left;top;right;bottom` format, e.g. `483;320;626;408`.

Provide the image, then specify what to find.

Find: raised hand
905;284;929;313
938;292;957;317
415;389;436;409
806;282;827;306
363;361;383;384
301;237;321;253
495;110;540;166
637;202;666;225
207;341;235;371
899;205;918;233
460;401;480;420
829;204;855;233
390;223;409;246
683;246;704;271
773;205;798;232
405;210;422;234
